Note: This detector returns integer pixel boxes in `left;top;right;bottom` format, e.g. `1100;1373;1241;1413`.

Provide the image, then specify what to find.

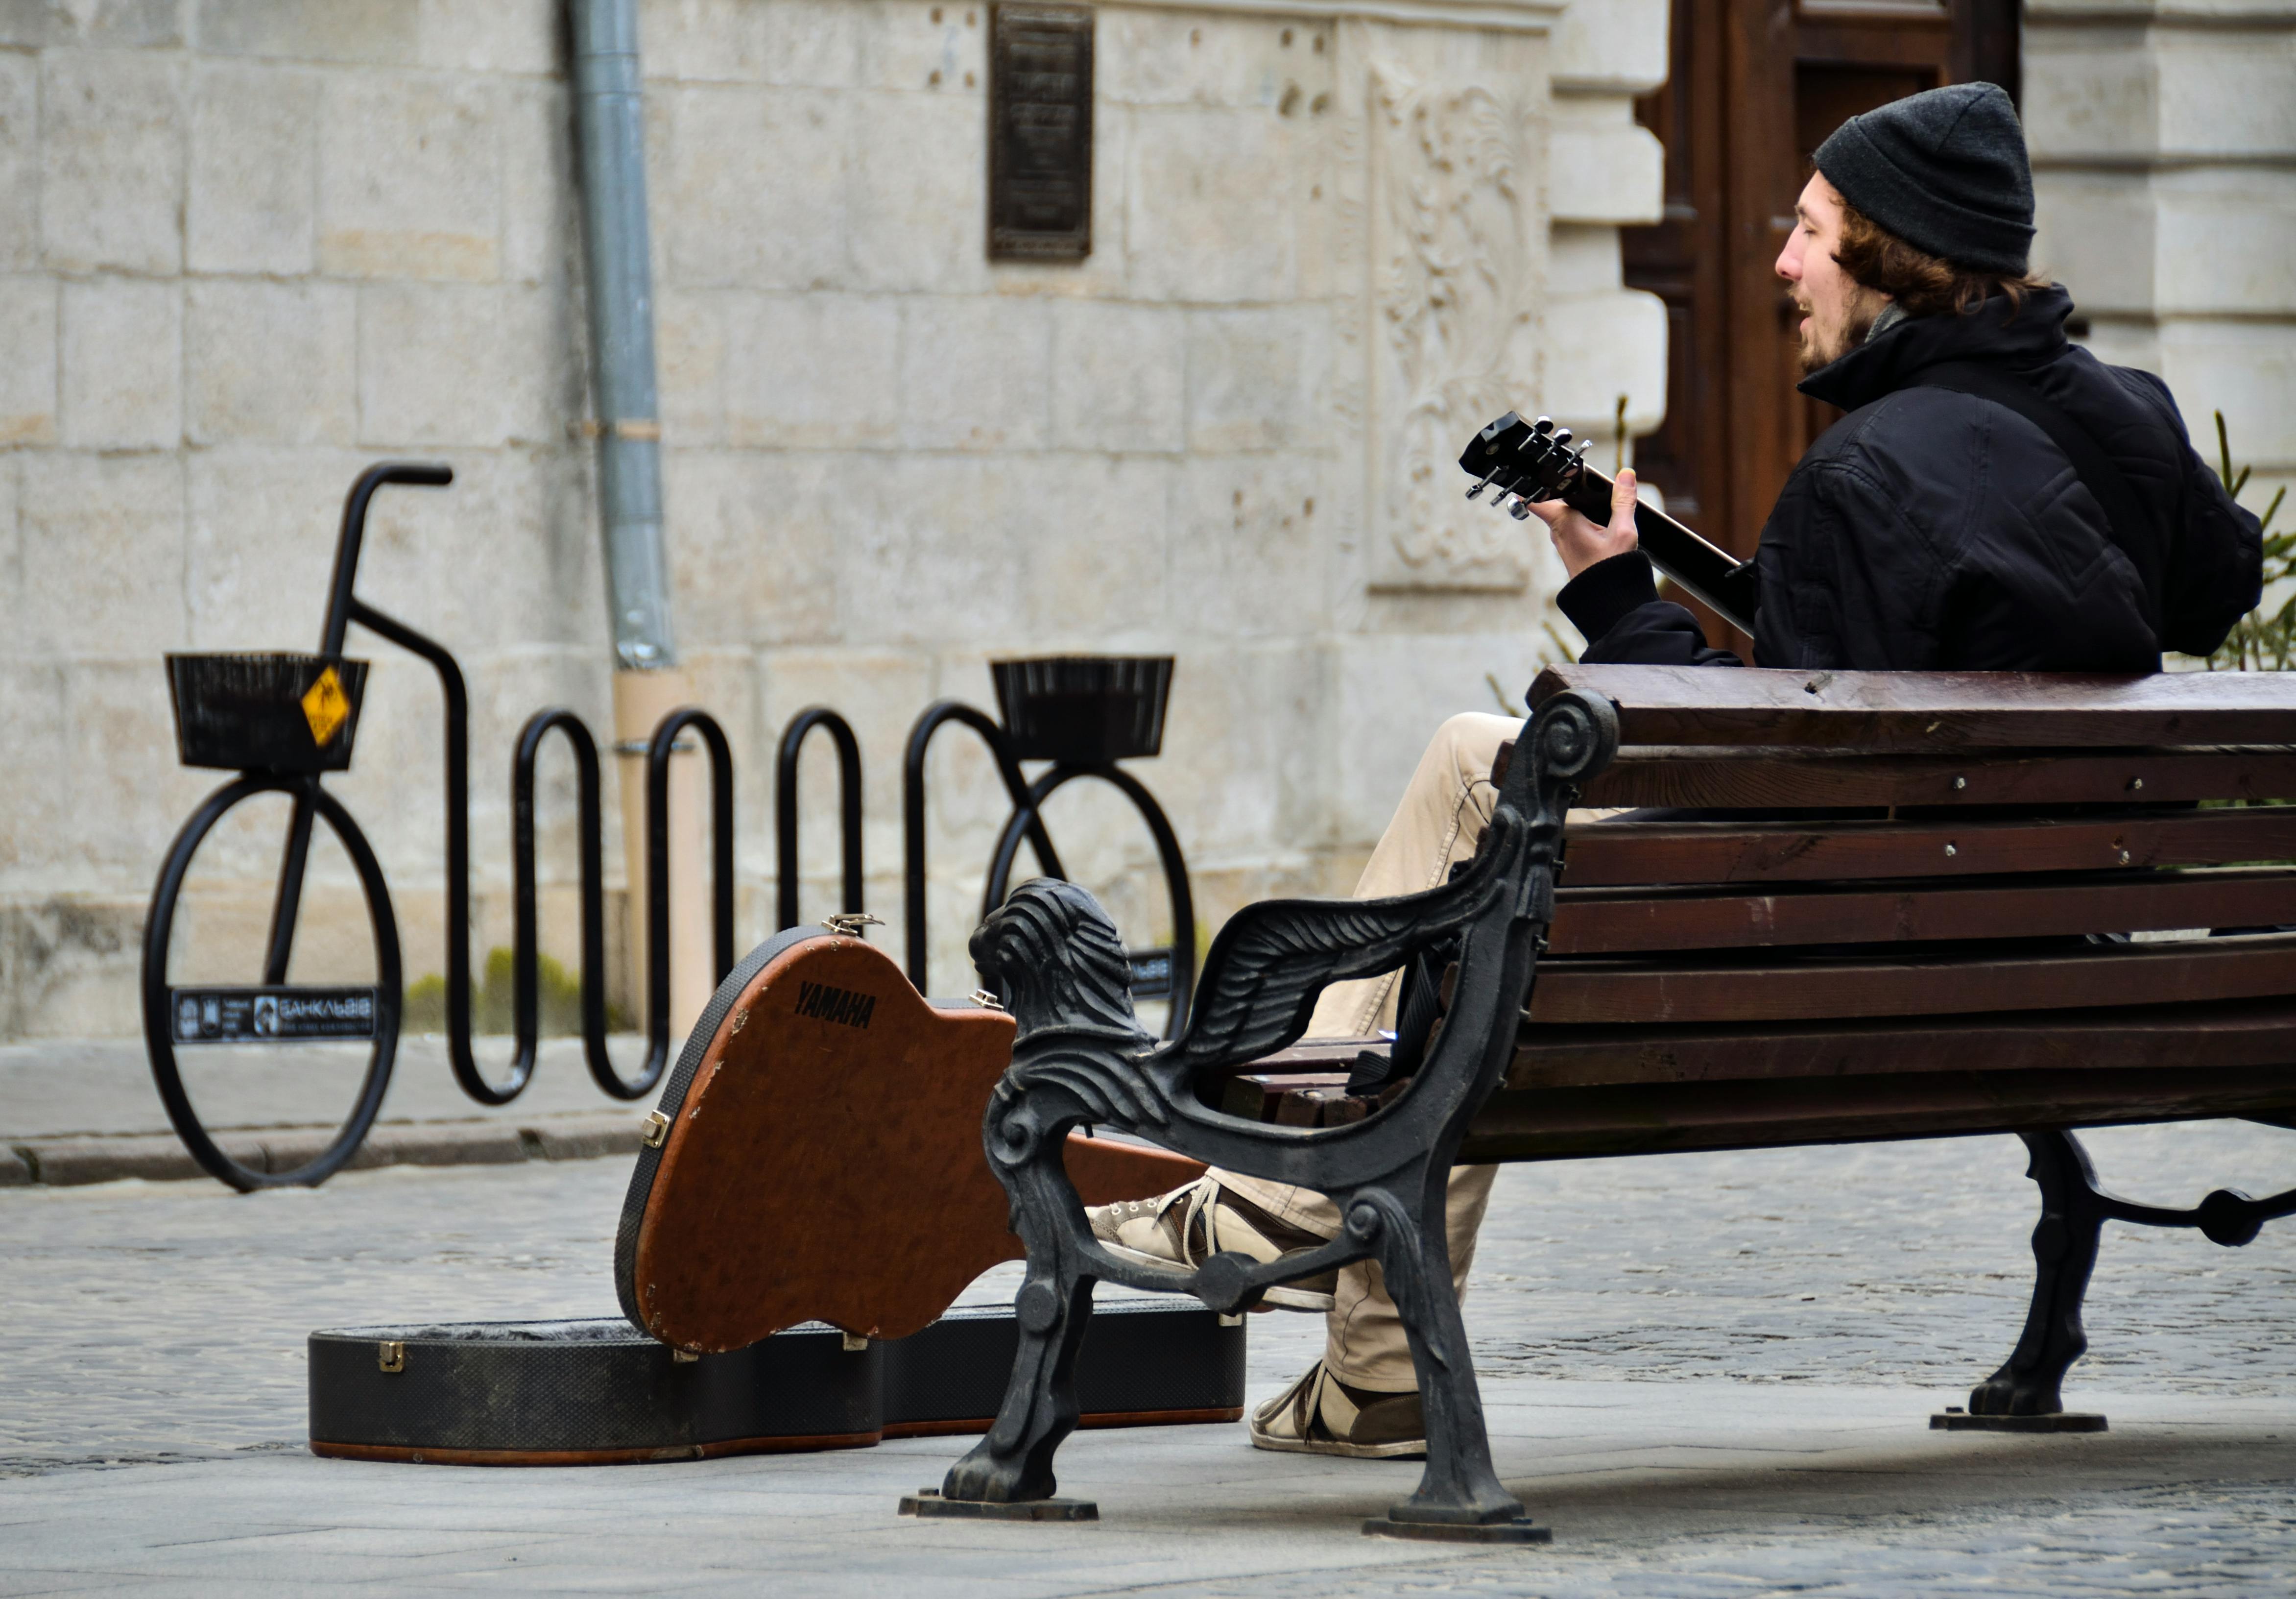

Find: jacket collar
1797;283;2076;411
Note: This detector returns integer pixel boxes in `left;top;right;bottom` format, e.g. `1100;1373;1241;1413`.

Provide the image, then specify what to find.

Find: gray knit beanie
1814;82;2034;275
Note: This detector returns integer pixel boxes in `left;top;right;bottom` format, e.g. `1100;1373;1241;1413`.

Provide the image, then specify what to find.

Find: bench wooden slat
1461;1066;2296;1162
1549;867;2296;954
1576;748;2296;811
1527;937;2296;1024
1560;809;2296;889
1504;995;2296;1089
1532;664;2296;751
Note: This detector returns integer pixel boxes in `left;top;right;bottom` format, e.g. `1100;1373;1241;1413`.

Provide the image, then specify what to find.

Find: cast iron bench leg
1352;1181;1534;1535
1971;1129;2102;1417
939;1129;1098;1509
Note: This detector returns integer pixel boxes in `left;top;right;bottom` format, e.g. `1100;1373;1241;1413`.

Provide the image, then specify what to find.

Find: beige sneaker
1086;1176;1339;1311
1248;1362;1426;1458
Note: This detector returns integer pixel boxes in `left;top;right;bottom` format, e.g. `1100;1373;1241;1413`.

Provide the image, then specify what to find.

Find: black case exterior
310;1302;1243;1464
309;1320;881;1463
885;1301;1247;1435
319;928;1244;1467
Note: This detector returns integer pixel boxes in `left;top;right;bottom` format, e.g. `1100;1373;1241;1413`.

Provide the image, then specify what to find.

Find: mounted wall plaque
988;3;1094;261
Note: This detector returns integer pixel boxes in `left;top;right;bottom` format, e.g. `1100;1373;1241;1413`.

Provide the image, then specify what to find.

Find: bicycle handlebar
318;461;453;656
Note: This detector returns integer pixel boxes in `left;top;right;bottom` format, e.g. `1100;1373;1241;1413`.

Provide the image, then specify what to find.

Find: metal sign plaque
988;3;1093;261
1125;947;1173;1001
170;986;381;1044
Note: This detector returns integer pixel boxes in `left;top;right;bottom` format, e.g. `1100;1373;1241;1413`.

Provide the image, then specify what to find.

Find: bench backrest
1464;666;2296;1160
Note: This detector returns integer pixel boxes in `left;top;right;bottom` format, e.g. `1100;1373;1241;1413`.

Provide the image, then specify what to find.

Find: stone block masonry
0;0;1669;1038
2026;0;2296;511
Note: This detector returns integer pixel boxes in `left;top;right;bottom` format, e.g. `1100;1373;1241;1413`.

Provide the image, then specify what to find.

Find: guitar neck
1560;464;1759;636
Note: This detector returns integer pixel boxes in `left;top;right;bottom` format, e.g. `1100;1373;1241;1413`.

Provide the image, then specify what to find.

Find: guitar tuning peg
1465;466;1504;502
1531;416;1554;436
1507;498;1533;521
1552;427;1572;448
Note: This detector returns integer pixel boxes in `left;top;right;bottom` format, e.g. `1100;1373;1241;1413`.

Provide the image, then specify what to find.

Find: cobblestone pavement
0;1038;647;1142
2;1118;2293;1592
1191;1478;2296;1598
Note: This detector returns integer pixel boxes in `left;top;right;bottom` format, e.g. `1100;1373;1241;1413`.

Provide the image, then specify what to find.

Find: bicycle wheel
141;775;403;1191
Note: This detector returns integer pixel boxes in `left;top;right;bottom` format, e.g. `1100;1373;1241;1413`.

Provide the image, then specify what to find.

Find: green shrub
2201;412;2291;673
403;948;626;1035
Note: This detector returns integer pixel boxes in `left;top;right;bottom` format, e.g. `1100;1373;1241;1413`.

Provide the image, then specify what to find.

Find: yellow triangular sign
302;666;350;747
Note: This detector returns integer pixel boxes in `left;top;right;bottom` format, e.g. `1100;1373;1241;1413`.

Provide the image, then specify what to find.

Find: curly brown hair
1834;200;2050;317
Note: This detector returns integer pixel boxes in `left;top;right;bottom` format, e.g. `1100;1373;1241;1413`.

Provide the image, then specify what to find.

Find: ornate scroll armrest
1155;862;1504;1088
973;690;1619;1118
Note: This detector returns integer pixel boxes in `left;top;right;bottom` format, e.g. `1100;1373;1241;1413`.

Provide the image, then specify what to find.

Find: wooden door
1622;0;2019;652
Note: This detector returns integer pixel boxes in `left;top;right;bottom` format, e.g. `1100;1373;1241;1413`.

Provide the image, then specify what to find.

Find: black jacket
1556;286;2263;671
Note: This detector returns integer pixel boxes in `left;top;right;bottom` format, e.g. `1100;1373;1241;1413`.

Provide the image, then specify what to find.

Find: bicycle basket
990;656;1173;764
167;653;369;774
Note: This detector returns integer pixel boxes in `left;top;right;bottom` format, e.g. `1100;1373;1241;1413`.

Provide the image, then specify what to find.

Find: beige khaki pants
1215;712;1516;1392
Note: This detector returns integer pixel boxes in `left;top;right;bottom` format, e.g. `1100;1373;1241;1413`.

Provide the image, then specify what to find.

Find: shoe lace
1164;1179;1215;1267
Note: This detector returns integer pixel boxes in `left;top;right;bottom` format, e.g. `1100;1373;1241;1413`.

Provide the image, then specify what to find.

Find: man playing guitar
1091;83;2263;1457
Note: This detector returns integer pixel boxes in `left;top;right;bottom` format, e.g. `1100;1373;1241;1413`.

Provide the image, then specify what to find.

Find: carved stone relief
1364;58;1541;592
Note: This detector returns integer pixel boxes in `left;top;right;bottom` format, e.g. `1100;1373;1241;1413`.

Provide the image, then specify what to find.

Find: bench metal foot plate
899;1490;1099;1522
1931;1411;2107;1433
1363;1514;1551;1544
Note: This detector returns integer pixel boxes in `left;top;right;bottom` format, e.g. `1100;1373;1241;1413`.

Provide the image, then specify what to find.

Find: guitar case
310;926;1241;1465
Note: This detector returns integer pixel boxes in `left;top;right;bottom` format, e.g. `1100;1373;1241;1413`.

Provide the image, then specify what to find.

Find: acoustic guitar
1458;411;1760;636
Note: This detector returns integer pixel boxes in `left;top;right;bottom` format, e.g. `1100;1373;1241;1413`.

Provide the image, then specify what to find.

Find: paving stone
17;1136;208;1186
519;1115;644;1163
4;1115;648;1187
5;1091;2296;1589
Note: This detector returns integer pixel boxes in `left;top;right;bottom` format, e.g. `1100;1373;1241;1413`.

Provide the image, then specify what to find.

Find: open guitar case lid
310;926;1241;1466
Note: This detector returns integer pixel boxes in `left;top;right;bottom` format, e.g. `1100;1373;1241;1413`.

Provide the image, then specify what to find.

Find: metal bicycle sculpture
143;462;733;1192
903;656;1196;1036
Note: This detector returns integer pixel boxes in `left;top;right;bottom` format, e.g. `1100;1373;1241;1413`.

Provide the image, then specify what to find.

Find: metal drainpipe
571;0;672;670
569;0;710;1034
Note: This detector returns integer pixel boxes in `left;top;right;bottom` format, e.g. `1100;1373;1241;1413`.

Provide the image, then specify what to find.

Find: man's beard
1796;294;1882;374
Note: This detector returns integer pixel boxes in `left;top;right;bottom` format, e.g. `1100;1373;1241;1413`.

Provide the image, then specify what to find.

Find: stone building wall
2026;0;2296;520
0;0;1668;1038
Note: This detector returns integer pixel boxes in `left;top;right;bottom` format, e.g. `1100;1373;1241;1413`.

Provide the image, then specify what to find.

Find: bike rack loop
902;701;1063;990
774;707;865;930
645;704;738;1040
981;763;1196;1037
346;601;734;1104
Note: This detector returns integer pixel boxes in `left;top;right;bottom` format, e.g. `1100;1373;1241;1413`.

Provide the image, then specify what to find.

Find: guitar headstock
1456;411;1593;520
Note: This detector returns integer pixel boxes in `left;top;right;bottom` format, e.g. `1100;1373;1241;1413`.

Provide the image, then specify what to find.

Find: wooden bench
923;666;2296;1540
